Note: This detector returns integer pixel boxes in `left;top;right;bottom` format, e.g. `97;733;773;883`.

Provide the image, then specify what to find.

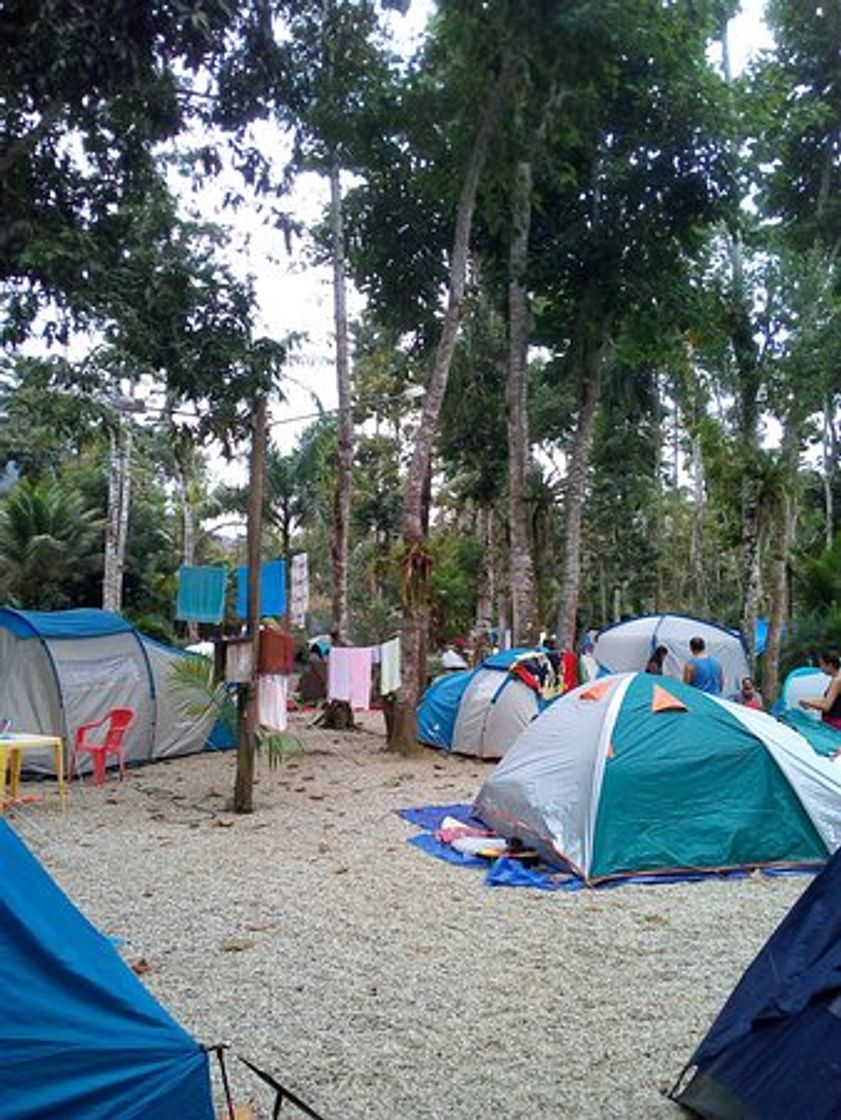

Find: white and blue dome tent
0;608;221;776
417;648;557;760
774;665;827;719
592;612;751;695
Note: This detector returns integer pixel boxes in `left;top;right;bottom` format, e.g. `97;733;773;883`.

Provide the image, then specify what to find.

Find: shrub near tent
474;673;841;884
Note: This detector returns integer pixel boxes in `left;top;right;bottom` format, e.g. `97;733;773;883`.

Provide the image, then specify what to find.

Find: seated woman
800;651;841;729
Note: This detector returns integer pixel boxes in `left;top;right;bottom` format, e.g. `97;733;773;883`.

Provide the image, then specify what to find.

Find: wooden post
234;394;267;813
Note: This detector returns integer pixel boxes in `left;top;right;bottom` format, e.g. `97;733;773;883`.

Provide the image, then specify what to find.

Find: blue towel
236;559;286;619
176;566;226;624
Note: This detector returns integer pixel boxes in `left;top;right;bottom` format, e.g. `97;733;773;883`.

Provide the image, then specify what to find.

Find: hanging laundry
349;647;373;711
236;559;286;619
258;675;288;732
176;566;226;624
380;636;401;695
328;646;374;710
258;627;295;675
328;646;353;703
290;553;309;628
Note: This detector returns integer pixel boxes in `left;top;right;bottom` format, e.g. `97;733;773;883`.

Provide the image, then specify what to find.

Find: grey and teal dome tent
0;817;215;1119
475;672;841;884
417;648;555;760
0;608;219;776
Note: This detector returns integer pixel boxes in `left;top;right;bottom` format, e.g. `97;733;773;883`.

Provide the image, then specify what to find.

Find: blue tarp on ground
676;844;841;1119
0;819;214;1120
400;803;818;892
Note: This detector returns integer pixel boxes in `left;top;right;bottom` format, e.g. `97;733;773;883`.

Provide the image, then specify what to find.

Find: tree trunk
556;317;607;650
475;503;494;629
823;394;836;549
507;156;537;645
102;416;131;613
689;432;708;615
330;160;352;645
234;395;267;815
175;461;198;640
389;55;516;753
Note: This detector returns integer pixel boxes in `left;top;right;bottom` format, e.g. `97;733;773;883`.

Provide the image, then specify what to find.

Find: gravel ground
10;710;809;1120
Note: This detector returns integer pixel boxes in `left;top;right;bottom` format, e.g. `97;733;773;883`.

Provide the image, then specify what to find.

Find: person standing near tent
799;651;841;730
730;676;763;710
645;645;669;675
683;636;723;695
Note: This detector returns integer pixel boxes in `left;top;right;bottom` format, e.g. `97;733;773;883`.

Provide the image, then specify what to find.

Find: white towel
258;675;287;731
380;637;401;695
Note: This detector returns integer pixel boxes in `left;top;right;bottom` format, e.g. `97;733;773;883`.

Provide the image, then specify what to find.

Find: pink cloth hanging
348;647;373;710
328;647;353;703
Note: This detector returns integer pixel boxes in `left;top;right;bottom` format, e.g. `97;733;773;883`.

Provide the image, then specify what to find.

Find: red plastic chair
71;708;136;785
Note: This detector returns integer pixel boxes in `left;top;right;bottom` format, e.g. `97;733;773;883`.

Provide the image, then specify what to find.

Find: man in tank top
682;636;724;695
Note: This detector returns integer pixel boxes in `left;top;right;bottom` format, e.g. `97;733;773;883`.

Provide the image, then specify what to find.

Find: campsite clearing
11;711;809;1120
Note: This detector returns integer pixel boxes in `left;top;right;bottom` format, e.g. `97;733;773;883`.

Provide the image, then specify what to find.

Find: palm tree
0;478;102;608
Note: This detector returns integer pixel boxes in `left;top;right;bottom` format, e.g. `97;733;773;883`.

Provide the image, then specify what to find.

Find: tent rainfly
673;843;841;1119
592;613;750;695
0;817;215;1120
0;608;220;776
475;673;841;884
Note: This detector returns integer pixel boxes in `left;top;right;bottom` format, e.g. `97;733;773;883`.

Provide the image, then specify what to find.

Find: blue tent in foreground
674;844;841;1119
0;818;214;1120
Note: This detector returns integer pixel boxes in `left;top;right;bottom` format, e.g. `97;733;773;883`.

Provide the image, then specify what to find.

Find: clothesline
328;636;401;708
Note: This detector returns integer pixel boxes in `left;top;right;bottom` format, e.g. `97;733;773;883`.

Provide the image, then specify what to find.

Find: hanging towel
380;637;401;695
349;647;373;710
290;553;309;628
176;566;226;623
258;675;288;732
328;647;353;703
236;559;286;618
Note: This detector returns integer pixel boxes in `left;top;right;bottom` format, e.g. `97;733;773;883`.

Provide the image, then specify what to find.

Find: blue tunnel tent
0;608;220;776
1;817;215;1120
674;843;841;1119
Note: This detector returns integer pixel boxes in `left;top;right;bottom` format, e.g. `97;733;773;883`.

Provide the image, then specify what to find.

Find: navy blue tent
674;848;841;1119
0;818;214;1120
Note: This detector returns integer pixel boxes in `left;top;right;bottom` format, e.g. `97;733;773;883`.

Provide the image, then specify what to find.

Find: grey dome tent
0;608;219;776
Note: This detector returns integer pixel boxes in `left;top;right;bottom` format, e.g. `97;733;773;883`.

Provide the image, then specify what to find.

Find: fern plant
167;653;237;739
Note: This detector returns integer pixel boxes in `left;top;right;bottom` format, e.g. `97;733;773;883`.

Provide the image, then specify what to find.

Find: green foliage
255;728;305;768
167;652;236;736
430;532;482;645
0;477;102;608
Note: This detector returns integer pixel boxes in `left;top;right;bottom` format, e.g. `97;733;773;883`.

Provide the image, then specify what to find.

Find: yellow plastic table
0;733;66;811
